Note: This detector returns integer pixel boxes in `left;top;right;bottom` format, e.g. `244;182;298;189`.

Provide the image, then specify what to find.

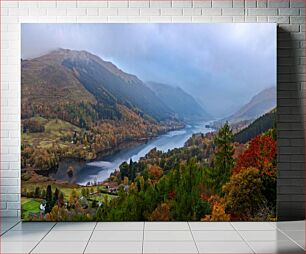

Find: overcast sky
21;23;276;118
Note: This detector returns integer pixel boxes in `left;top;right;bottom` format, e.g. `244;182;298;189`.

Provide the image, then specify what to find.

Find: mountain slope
58;49;173;121
21;49;185;177
147;82;211;121
226;86;276;123
22;49;174;123
21;55;96;110
234;108;276;143
21;54;103;127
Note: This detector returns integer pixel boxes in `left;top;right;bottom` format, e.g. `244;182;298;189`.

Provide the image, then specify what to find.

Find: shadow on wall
276;27;305;221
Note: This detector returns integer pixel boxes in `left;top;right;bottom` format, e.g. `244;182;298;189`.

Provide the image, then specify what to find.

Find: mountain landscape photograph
21;23;277;221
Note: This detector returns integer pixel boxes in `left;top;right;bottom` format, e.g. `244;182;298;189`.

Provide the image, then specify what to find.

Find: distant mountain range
226;86;276;123
210;86;276;130
147;82;211;121
22;49;209;125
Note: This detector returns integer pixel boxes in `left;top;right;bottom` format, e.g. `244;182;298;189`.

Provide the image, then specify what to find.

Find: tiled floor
0;218;304;253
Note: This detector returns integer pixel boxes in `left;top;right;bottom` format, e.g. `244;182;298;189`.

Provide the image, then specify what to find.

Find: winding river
52;122;213;185
75;121;214;185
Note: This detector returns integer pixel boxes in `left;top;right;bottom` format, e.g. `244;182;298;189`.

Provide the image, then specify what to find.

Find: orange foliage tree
202;195;230;221
148;165;163;181
149;203;170;221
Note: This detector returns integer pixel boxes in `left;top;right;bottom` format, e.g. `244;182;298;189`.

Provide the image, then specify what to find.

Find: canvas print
21;24;277;221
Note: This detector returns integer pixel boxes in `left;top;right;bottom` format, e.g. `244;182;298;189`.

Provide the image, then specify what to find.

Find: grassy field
21;197;41;220
22;117;80;149
22;183;117;203
21;183;118;220
45;118;80;133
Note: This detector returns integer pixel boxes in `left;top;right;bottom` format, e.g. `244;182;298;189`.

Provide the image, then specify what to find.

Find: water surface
76;122;213;185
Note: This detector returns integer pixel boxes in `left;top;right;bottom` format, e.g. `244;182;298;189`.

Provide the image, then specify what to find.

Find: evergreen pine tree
53;188;59;205
213;122;234;193
128;159;136;181
45;185;53;213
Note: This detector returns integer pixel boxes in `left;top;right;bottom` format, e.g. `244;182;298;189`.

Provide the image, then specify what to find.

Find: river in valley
74;121;214;185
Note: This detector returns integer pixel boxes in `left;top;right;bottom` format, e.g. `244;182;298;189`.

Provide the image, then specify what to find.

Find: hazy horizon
21;23;276;118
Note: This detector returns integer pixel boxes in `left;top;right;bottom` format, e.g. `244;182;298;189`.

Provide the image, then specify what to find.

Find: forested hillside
23;122;276;221
21;49;185;179
22;49;175;125
21;48;277;222
234;109;276;143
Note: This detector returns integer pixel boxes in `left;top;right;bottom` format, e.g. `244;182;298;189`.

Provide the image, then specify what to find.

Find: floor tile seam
230;222;256;254
269;221;277;229
0;220;21;236
83;222;98;254
28;222;57;254
276;227;305;250
142;220;145;254
187;222;200;254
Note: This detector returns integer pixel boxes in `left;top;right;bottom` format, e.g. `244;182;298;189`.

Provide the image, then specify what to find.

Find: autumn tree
222;167;265;219
202;195;230;221
233;133;277;208
48;205;69;221
233;134;276;175
69;189;78;205
202;203;230;221
148;165;163;181
123;176;129;186
58;192;65;208
149;203;170;221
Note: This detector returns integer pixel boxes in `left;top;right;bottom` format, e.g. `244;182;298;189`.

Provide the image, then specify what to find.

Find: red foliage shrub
233;134;276;176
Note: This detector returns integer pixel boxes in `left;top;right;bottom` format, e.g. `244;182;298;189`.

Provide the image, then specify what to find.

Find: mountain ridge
22;49;176;124
225;86;276;124
147;81;212;121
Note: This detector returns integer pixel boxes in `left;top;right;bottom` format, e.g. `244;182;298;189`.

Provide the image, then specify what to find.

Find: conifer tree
213;122;234;193
45;185;53;213
53;188;59;204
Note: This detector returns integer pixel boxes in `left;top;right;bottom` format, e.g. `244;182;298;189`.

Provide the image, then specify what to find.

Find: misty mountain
225;86;276;124
147;82;211;121
22;49;175;123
